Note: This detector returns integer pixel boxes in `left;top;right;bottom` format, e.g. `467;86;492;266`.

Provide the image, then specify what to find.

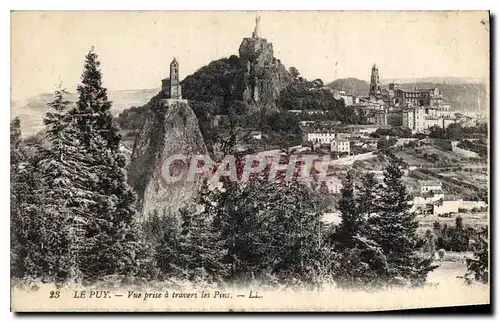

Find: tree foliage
181;55;244;114
209;177;324;284
464;228;488;284
11;48;153;284
368;152;436;286
433;217;476;252
331;171;388;288
278;78;360;124
70;48;149;281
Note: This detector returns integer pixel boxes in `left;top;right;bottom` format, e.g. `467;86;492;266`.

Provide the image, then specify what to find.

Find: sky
11;11;490;102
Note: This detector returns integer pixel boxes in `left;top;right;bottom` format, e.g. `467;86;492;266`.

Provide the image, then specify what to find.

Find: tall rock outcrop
237;17;291;110
128;97;208;219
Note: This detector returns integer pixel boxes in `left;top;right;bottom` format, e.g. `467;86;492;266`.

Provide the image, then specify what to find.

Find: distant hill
11;88;158;137
381;77;487;85
328;78;370;97
328;77;488;113
13;76;489;138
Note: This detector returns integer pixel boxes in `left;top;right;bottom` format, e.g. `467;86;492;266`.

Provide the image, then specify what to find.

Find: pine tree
464;228;488;284
11;117;30;278
144;211;181;278
212;176;323;284
71;47;147;281
35;88;99;283
10;118;23;168
336;171;361;248
450;216;469;252
333;170;388;288
357;172;380;221
176;205;228;282
369;152;436;286
10;119;47;280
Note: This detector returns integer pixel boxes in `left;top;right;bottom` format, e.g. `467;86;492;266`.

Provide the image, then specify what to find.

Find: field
324;211;488;238
438;170;488;188
416;212;488;237
355;144;489;201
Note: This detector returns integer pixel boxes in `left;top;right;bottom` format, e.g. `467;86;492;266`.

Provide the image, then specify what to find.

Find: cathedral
161;57;182;99
368;63;382;99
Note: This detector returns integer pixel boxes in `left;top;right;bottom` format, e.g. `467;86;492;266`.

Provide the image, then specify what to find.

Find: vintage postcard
10;10;490;312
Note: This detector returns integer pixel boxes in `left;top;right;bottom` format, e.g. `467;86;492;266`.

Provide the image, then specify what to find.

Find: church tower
369;63;381;99
162;57;182;99
169;58;181;99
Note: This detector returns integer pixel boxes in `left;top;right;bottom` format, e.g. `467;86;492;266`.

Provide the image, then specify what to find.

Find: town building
299;121;342;144
330;138;350;154
403;106;457;133
393;87;443;107
339;92;360;107
412;180;445;215
211;114;230;128
419;180;443;194
367;111;388;126
345;124;390;135
411;179;487;215
402;106;427;133
425;105;453;118
301;129;337;144
300;121;390;144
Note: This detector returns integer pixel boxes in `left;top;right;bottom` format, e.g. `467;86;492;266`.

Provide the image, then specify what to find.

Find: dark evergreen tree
35;88;93;283
333;170;388;288
357;172;380;221
71;47;149;281
11;117;31;278
143;211;181;278
10;118;23;167
336;171;361;248
464;228;488;284
176;205;228;282
450;216;470;252
10;119;50;281
369;152;436;286
212;177;323;285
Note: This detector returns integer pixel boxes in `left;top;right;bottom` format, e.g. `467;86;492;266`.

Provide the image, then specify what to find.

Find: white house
330;139;350;154
419;180;442;194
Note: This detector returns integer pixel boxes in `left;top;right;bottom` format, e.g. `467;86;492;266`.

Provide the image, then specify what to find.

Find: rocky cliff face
128;96;208;219
238;37;291;110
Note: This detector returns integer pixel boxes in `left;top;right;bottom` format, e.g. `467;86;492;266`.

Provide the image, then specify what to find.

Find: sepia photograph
9;10;490;312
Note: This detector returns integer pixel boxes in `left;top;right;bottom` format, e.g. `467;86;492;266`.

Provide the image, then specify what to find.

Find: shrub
464;229;488;284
